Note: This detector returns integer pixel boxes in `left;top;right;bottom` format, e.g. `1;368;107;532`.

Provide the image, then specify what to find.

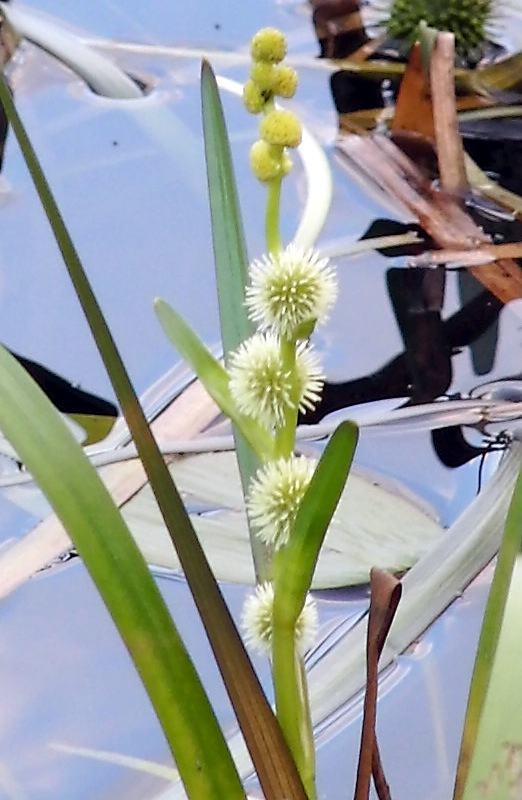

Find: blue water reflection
0;2;520;799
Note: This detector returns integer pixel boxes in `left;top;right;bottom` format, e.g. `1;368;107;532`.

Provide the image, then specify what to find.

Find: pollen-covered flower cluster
246;244;338;339
243;27;301;183
228;332;324;430
247;454;317;548
242;582;318;655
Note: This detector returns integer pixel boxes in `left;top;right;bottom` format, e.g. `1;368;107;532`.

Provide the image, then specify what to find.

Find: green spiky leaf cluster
388;0;492;55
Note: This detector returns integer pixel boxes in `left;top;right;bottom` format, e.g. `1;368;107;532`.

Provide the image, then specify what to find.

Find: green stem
275;337;298;458
272;563;317;800
266;176;283;254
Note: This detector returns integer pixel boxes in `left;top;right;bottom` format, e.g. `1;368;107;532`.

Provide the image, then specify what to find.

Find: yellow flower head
243;79;267;114
249;140;284;182
260;109;302;149
250;27;287;63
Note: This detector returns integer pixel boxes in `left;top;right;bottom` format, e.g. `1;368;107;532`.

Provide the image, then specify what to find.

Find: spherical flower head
250;62;298;99
228;332;324;430
250;140;285;183
242;582;318;655
243;79;267;114
250;27;287;63
245;244;338;339
260;109;302;149
295;340;324;415
247;454;317;549
272;64;298;99
250;61;276;92
228;332;293;429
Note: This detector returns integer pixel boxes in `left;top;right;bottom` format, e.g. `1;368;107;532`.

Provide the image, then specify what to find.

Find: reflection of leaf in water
304;286;502;425
10;351;118;446
50;742;178;783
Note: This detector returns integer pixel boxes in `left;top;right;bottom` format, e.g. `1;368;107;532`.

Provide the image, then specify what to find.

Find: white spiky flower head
228;332;324;430
247;454;317;549
245;244;338;340
242;582;319;655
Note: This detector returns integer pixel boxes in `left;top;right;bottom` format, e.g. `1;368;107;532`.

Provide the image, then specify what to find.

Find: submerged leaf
122;449;443;587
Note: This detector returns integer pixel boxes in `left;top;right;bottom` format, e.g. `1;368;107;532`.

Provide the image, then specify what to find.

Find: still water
0;2;521;798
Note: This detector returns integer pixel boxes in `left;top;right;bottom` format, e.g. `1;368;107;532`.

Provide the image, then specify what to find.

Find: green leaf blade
0;63;308;800
154;298;273;458
200;59;253;357
454;455;522;800
200;60;271;581
0;346;245;800
276;421;359;620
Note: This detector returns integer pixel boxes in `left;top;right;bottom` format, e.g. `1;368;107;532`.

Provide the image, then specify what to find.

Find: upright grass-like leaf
0;346;244;800
0;72;308;800
275;420;359;614
453;459;522;799
200;60;271;582
271;421;358;797
201;60;252;357
154;298;273;459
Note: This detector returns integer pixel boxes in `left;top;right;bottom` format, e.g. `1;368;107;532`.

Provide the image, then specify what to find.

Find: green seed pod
250;27;287;63
260;109;302;148
271;64;298;98
243;79;266;114
249;140;282;182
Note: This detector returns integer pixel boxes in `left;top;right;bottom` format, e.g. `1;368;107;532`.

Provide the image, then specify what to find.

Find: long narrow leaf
275;421;359;620
200;61;270;582
0;346;244;800
200;59;252;357
154;298;273;458
454;457;522;799
0;71;307;800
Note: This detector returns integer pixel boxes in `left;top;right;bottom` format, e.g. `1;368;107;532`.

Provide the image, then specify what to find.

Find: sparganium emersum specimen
242;582;318;655
232;28;342;800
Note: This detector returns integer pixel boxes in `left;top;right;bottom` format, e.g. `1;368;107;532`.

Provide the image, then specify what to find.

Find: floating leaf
122;449;443;587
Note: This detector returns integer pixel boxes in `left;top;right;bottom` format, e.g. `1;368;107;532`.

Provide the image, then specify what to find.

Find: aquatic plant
0;19;356;800
363;0;508;57
0;13;521;800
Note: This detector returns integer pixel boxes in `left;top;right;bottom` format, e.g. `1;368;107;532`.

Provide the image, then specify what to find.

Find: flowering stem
272;580;317;800
265;176;283;254
275;336;298;458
